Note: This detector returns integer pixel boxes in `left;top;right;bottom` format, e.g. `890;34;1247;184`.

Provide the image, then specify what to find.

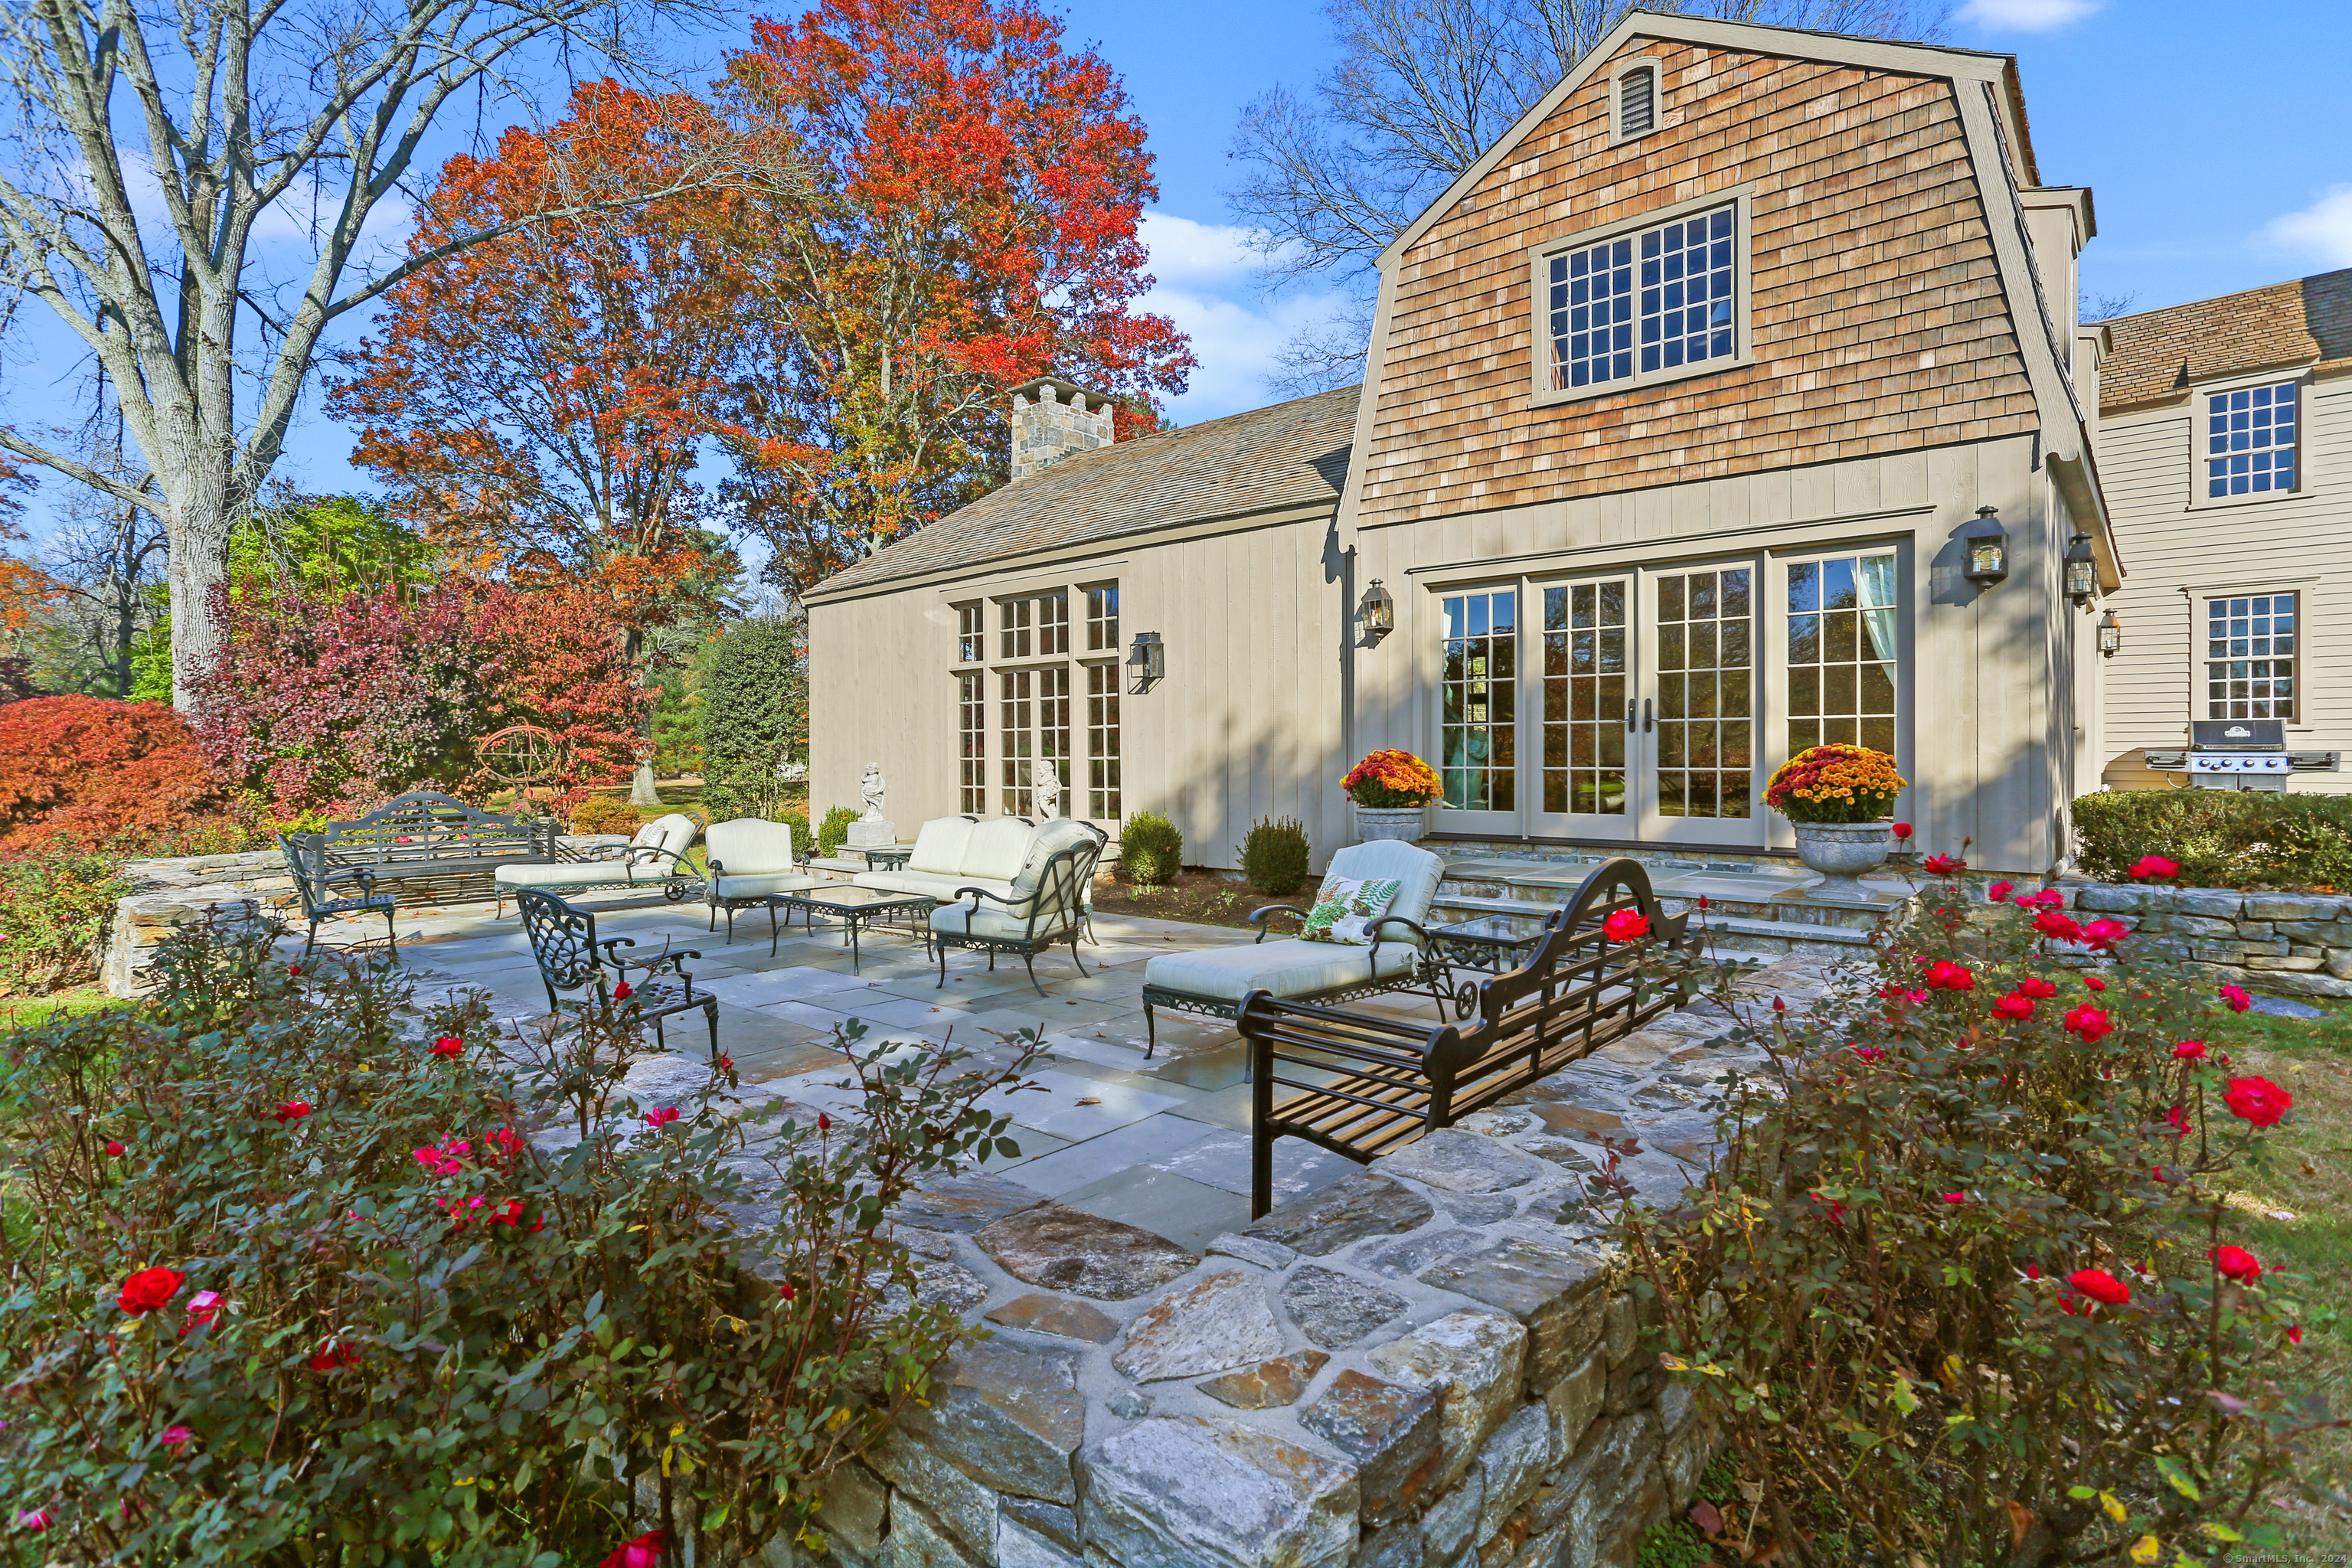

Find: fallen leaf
1075;1096;1102;1106
1689;1501;1725;1537
2004;1498;2034;1550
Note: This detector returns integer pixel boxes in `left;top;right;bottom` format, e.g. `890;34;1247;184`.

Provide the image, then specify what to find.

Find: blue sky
8;0;2350;531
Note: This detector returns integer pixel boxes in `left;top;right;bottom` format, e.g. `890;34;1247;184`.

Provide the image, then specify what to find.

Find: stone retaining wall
2056;880;2352;1000
730;957;1822;1568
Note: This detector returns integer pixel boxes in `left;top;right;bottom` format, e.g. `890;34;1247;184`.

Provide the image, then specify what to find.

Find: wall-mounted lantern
2064;531;2099;607
1358;578;1396;641
1125;630;1164;693
2097;609;2122;658
1962;505;2009;587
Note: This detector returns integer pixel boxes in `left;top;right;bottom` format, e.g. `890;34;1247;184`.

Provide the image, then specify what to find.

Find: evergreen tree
697;617;807;821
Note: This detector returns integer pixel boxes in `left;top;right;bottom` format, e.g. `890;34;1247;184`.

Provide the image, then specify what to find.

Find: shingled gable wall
1352;41;2042;526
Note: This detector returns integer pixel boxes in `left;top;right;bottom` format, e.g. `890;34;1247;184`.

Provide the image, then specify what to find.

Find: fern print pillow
1300;874;1405;946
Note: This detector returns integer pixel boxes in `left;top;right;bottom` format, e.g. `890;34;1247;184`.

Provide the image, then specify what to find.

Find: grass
2209;995;2352;1547
0;985;121;1032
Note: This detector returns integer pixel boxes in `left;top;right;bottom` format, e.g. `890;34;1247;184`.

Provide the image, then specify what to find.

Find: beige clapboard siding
807;513;1349;874
2095;374;2352;794
1348;433;2087;873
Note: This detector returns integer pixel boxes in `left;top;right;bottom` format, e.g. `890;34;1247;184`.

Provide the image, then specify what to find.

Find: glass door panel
1529;577;1635;839
1642;564;1761;844
1787;554;1897;756
1437;589;1517;828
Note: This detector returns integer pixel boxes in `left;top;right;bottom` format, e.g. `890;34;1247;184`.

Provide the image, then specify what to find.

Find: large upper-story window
2206;384;2298;498
2206;593;2295;720
1540;200;1742;400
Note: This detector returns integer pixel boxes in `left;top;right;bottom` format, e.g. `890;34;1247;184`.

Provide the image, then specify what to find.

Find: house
804;11;2118;880
2090;270;2351;794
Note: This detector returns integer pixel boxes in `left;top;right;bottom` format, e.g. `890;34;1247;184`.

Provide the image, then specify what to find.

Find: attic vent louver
1619;67;1656;137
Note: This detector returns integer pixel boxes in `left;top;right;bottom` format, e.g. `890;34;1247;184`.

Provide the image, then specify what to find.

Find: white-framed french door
1527;573;1638;841
1637;560;1763;844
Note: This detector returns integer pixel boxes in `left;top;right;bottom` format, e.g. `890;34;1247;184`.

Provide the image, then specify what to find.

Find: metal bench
306;791;559;903
1234;858;1690;1217
281;831;399;956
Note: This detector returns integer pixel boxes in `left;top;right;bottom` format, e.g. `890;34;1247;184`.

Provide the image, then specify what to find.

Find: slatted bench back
321;791;554;865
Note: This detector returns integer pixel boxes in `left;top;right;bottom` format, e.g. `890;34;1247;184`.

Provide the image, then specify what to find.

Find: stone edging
2056;880;2352;1000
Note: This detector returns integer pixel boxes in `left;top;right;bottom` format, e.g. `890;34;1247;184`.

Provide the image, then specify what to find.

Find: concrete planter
1790;820;1893;897
1353;804;1427;843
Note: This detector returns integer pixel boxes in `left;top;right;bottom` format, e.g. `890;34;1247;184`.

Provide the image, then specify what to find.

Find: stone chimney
1009;376;1115;482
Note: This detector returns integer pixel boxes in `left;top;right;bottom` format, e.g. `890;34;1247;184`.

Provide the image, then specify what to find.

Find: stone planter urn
1792;820;1893;897
1354;805;1427;843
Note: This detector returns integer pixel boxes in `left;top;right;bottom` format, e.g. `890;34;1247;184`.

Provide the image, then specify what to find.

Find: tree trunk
164;459;237;714
631;763;661;805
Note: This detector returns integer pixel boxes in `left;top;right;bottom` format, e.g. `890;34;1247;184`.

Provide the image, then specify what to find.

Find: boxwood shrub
1119;810;1184;885
2072;789;2352;890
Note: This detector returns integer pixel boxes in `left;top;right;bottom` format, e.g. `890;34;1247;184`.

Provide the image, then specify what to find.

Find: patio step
1432;851;1903;956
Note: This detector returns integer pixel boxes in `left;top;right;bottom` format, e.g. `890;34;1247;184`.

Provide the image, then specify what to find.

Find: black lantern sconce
2064;531;2099;607
1125;630;1164;693
1962;505;2009;587
2097;609;2122;658
1358;578;1395;641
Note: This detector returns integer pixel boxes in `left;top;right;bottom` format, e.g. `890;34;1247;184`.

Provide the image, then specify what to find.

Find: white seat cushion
636;813;699;859
497;862;662;890
962;817;1035;882
908;816;977;874
931;901;1080;942
854;869;1019;900
1143;938;1419;1003
710;871;829;900
1324;841;1446;928
707;818;801;876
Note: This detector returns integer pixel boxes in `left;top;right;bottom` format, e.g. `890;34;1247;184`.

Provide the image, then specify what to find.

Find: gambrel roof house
2090;269;2352;795
804;9;2121;884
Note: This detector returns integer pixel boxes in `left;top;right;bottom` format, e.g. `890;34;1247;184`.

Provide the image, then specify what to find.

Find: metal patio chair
280;831;399;958
515;888;720;1059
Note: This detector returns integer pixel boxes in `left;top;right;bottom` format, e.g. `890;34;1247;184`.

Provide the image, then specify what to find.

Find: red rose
117;1267;185;1315
1986;880;2014;903
643;1106;680;1129
612;980;635;1001
2017;976;2058;999
2079;918;2130;952
273;1101;311;1124
2164;1103;2190;1136
2288;1325;2304;1345
2129;855;2180;880
1601;908;1650;943
1851;1045;1886;1062
1941;1191;1967;1204
2063;1005;2112;1042
2066;1268;2130;1306
2083;975;2107;991
2219;984;2252;1014
715;1055;733;1073
1891;822;1913;840
2033;909;2082;942
106;1140;125;1156
286;965;302;978
1991;993;2034;1021
429;1037;462;1060
817;1112;831;1132
2171;1040;2207;1060
309;1342;359;1372
1923;854;1965;874
2211;1245;2262;1282
779;1281;797;1301
1925;960;1974;991
602;1531;665;1568
2223;1076;2292;1128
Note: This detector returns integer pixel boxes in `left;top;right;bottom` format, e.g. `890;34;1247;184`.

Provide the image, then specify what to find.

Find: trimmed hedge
2073;789;2352;890
1119;811;1184;885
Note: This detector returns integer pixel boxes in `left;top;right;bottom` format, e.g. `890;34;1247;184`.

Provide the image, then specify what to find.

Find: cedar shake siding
1355;41;2043;528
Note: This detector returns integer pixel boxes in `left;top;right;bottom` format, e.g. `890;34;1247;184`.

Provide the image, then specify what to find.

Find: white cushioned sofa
854;815;1102;906
1138;839;1447;1057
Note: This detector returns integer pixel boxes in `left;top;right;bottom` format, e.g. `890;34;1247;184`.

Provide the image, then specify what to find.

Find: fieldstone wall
2060;880;2352;1000
737;956;1828;1568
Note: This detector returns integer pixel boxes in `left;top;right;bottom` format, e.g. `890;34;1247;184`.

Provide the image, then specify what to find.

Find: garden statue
848;762;896;850
1031;755;1062;819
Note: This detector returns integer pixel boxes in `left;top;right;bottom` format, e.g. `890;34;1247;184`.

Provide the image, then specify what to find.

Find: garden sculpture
1032;755;1062;820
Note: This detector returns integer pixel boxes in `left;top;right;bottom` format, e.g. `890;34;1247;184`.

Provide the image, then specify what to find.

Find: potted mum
1762;743;1906;896
1342;749;1443;842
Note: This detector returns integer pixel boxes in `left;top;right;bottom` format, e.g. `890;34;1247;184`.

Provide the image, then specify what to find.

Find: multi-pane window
1656;568;1753;819
956;603;983;663
1086;584;1120;652
1547;206;1735;391
1440;590;1516;811
1788;554;1898;757
1039;591;1070;655
1086;663;1121;818
998;591;1067;658
2206;593;2295;720
998;670;1033;814
1541;581;1628;815
2207;384;2298;498
1617;65;1656;136
999;598;1031;659
1037;665;1071;816
957;672;986;813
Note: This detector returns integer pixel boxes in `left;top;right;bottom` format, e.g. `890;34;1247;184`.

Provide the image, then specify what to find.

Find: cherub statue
860;763;886;820
1031;756;1062;819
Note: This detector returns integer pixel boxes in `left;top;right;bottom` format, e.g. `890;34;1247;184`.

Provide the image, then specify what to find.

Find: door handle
1643;697;1655;733
1625;699;1636;731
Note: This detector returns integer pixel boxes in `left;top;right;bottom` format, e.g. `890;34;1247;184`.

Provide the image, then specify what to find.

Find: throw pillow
1300;874;1405;946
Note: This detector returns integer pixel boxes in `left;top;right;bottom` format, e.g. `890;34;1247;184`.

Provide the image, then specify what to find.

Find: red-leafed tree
717;0;1194;591
0;697;239;851
195;582;645;818
328;83;744;658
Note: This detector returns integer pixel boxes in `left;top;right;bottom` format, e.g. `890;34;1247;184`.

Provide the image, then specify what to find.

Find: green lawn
0;985;122;1031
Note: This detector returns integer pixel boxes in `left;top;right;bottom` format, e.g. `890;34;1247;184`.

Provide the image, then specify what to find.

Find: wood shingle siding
1355;44;2039;529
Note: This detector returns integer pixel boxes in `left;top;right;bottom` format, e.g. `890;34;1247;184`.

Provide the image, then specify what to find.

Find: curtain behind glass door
1441;590;1517;811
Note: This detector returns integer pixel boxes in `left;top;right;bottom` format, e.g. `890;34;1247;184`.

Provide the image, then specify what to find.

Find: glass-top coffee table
1426;913;1551;1018
766;885;936;969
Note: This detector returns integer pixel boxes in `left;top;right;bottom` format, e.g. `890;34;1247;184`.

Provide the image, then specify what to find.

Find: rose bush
0;911;1037;1563
1623;857;2320;1566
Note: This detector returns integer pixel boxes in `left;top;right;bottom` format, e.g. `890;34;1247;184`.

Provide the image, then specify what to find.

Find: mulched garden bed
1090;867;1297;931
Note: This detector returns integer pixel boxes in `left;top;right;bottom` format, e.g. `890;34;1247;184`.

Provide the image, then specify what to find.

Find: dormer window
1617;65;1658;138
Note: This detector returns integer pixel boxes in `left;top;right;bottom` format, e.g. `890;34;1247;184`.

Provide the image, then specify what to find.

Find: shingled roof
2102;270;2352;413
807;384;1360;599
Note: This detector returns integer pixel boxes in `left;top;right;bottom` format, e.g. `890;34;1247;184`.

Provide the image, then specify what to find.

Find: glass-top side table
1426;913;1552;1018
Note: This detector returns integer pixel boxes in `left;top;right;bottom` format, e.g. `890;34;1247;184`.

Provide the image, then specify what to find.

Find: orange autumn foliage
0;697;239;851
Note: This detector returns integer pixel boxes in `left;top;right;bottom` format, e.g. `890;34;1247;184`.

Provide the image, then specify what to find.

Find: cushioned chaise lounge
1138;839;1447;1057
494;812;704;914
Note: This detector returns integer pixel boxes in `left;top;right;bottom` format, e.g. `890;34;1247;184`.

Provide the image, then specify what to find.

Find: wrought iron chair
515;889;720;1059
279;832;399;958
929;832;1105;997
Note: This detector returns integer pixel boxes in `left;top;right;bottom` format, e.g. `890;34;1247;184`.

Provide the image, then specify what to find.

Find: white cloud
1138;211;1263;291
2259;185;2352;267
1135;210;1360;421
1955;0;2101;31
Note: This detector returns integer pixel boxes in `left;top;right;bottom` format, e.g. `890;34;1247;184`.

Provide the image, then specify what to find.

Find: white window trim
1608;57;1665;145
1527;185;1756;410
2185;365;2315;511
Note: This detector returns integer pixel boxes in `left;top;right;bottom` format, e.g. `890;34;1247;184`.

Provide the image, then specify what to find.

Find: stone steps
1433;852;1900;956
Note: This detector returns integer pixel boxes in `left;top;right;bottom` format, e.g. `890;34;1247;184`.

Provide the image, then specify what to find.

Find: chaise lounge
494;812;705;915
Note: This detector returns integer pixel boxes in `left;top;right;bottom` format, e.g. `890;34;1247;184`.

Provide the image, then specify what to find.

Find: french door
1442;561;1762;845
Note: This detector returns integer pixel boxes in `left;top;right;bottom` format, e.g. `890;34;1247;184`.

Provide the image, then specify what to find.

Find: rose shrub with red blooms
1922;853;1965;874
2220;983;2252;1013
2129;854;2180;880
0;908;1044;1560
2034;908;2083;942
1924;959;1974;991
1986;879;2013;903
1601;908;1650;943
2212;1246;2263;1282
2222;1076;2293;1128
2172;1040;2208;1060
1624;852;2313;1565
602;1530;665;1568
